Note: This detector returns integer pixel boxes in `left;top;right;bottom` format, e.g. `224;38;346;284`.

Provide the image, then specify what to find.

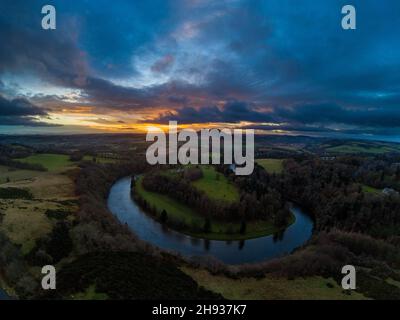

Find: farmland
256;159;284;174
16;154;73;172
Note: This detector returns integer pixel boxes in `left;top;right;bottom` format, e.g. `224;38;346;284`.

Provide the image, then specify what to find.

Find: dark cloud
149;100;273;124
1;0;400;136
0;95;46;117
0;94;53;126
149;100;400;132
0;18;88;88
276;104;400;128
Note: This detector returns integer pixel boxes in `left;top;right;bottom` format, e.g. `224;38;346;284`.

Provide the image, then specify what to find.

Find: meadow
191;166;239;203
17;154;73;171
0;165;38;184
256;159;284;174
325;142;400;154
182;267;367;300
0;154;77;255
361;184;381;194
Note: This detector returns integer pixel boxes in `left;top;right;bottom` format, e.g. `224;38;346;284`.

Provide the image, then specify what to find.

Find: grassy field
0;154;78;255
0;199;54;254
326;142;400;155
182;267;368;300
17;154;73;171
72;285;109;300
135;176;293;240
361;184;381;194
0;165;38;184
256;159;284;174
192;166;239;203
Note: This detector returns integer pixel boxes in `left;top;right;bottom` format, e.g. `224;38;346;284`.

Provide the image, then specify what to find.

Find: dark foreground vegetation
49;252;221;300
271;156;400;238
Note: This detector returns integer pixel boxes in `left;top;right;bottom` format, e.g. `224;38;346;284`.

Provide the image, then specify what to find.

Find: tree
240;220;247;234
160;209;168;223
203;218;211;233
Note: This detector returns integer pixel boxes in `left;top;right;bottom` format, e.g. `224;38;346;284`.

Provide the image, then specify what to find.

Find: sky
0;0;400;138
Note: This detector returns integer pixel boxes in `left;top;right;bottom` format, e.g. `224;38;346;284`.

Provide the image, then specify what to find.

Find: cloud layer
0;0;399;136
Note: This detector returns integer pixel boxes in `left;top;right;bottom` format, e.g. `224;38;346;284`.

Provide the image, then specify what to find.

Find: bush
0;187;33;200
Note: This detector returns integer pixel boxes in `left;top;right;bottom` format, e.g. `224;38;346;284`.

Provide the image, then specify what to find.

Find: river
107;176;314;265
0;288;10;300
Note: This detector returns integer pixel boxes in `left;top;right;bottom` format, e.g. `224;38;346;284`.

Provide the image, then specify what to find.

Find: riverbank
134;175;295;241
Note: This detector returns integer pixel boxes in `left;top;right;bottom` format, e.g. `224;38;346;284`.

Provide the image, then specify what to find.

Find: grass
0;199;54;254
0;165;38;184
72;285;109;300
256;159;284;174
135;176;294;240
0;165;77;255
17;154;72;172
165;165;239;203
361;184;381;194
326;142;400;155
386;278;400;289
5;174;76;201
182;267;368;300
191;166;239;203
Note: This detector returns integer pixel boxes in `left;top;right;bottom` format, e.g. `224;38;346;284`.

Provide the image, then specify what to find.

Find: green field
256;159;284;174
192;166;239;203
326;142;400;155
135;176;292;240
361;184;381;194
17;154;72;171
182;267;367;300
72;285;109;300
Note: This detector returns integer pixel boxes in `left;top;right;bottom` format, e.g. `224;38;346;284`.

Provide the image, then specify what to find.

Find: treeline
0;157;46;171
353;155;400;190
27;221;74;266
258;157;400;238
0;187;33;200
72;159;150;254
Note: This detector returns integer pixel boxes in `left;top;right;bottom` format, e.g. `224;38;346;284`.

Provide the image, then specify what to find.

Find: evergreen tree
203;218;211;233
160;209;168;223
239;220;247;234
